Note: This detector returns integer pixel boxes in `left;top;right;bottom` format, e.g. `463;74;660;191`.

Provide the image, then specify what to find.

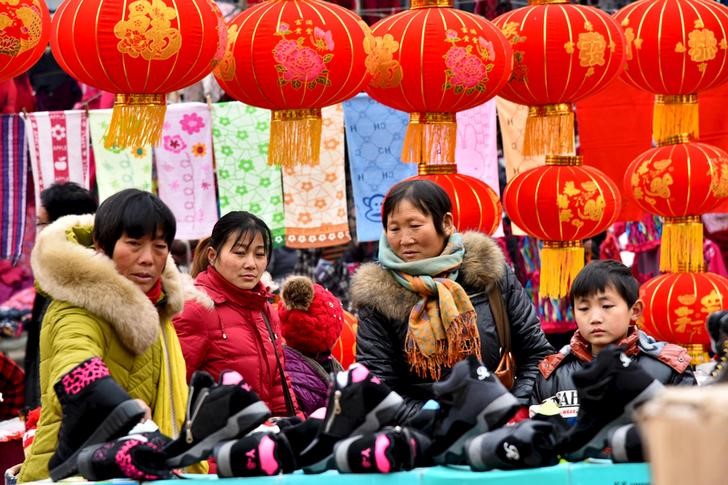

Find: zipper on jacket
160;325;179;438
324;390;342;433
185;388;210;443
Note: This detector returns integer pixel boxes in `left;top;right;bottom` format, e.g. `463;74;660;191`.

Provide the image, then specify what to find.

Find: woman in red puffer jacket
173;212;299;417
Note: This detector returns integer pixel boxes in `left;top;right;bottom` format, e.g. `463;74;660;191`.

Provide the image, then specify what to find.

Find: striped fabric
0;115;28;263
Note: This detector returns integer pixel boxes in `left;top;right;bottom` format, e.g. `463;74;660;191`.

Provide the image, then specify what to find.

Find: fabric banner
575;77;653;222
0;115;28;263
283;104;350;248
496;97;547;236
155;103;218;240
211;102;285;246
88;109;152;202
456;100;503;237
495;97;546;181
343;94;415;242
25;110;91;210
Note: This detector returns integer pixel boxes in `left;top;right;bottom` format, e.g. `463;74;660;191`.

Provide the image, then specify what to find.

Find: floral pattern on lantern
503;155;621;298
640;271;728;364
0;0;50;82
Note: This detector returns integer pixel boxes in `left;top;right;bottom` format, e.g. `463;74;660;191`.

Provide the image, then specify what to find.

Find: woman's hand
133;399;152;422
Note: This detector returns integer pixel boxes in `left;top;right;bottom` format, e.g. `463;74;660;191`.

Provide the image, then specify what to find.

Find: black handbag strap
261;313;297;417
487;284;511;353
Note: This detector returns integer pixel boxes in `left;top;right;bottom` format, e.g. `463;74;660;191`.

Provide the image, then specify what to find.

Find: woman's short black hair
40;181;98;222
570;259;640;308
382;179;452;235
93;189;176;257
190;211;273;277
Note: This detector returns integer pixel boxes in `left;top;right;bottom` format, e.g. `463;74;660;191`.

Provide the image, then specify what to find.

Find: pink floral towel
155;103;218;240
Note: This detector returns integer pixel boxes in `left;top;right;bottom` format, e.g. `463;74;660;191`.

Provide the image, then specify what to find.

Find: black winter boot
557;347;663;460
465;419;560;471
298;363;404;473
77;430;172;480
609;423;645;463
431;356;520;465
333;426;432;473
49;357;146;481
163;370;271;467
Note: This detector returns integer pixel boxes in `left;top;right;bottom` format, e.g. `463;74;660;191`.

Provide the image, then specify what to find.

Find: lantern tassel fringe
653;97;699;144
539;245;584;299
659;220;704;273
524;109;574;157
402;114;457;165
269;113;322;167
105;100;167;150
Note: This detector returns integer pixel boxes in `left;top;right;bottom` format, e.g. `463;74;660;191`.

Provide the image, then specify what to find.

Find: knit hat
278;276;344;354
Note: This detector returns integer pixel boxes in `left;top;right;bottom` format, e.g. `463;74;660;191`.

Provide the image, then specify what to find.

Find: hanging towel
89;109;152;202
211;102;285;246
0;115;28;263
343;94;415;242
155;103;218;240
26;110;91;210
456;100;503;237
283;104;350;248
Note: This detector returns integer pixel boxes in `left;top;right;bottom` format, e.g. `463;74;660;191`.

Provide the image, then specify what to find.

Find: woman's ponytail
190;236;212;278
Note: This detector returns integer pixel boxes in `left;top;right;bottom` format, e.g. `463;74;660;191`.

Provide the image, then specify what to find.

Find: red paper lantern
408;169;502;236
503;155;621;297
493;1;625;156
624;135;728;272
614;0;728;143
214;0;368;167
640;271;728;364
0;0;50;82
51;0;226;148
363;0;512;165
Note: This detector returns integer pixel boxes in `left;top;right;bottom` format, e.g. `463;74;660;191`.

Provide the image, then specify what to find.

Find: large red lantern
408;166;502;236
640;271;728;364
493;0;625;156
503;155;621;297
363;0;512;165
614;0;728;143
214;0;368;167
51;0;226;149
0;0;50;82
624;135;728;272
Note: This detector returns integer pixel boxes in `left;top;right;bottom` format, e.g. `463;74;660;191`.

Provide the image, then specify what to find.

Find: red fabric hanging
575;77;653;222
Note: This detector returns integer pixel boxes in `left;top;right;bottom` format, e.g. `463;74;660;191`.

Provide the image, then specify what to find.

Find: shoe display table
147;462;650;485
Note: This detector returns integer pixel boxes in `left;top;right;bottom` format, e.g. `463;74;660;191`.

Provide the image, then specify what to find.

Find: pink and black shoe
215;432;297;477
333;426;432;474
77;431;173;481
49;358;146;481
163;370;271;468
299;363;404;473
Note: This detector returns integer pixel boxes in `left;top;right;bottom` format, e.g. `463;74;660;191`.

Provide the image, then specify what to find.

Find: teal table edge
144;462;650;485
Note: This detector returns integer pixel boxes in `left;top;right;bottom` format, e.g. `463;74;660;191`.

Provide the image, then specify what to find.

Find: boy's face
574;284;643;356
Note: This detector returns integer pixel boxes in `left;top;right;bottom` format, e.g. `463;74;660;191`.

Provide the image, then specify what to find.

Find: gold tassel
401;112;457;165
105;94;167;150
539;241;584;299
523;103;574;157
659;216;704;273
684;344;711;366
653;94;698;145
268;109;322;167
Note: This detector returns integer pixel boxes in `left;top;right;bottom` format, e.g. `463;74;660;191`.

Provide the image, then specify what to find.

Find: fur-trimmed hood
31;213;193;355
351;231;506;322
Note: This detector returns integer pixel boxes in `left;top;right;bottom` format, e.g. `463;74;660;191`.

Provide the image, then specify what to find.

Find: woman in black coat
351;180;553;423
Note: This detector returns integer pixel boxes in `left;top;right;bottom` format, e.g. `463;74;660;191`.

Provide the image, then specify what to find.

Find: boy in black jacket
531;260;695;422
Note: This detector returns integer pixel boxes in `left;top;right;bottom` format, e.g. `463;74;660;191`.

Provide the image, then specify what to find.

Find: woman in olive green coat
19;190;207;482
